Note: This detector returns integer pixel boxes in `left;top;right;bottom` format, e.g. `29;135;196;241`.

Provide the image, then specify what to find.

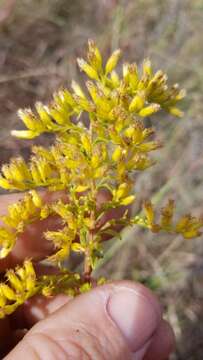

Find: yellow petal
105;49;121;75
120;195;135;206
77;58;99;80
11;130;38;139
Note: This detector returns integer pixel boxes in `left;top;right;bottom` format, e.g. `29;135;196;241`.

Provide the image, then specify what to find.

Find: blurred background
0;0;202;358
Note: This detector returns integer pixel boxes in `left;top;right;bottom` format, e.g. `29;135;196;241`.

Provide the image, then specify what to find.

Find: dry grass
0;0;203;358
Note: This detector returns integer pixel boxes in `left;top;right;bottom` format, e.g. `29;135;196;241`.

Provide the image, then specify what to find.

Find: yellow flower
105;49;122;74
0;40;197;320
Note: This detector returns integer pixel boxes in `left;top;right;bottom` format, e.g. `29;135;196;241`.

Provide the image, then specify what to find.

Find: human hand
0;193;175;359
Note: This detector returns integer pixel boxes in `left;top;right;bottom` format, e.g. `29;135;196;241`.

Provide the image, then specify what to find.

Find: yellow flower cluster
0;40;201;317
0;260;94;317
142;200;203;238
0;260;37;318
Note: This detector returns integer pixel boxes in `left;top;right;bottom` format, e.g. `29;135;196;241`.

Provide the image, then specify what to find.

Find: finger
0;318;12;356
10;263;66;328
23;263;72;327
23;294;71;327
143;319;175;360
4;281;162;360
0;215;60;271
0;191;67;271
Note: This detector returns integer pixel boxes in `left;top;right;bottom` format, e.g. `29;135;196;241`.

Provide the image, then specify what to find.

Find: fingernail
107;287;160;352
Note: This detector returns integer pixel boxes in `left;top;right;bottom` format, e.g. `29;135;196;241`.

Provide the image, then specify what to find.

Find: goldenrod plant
0;40;202;318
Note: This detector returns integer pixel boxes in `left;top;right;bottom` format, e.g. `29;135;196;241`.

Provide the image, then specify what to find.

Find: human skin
0;193;175;359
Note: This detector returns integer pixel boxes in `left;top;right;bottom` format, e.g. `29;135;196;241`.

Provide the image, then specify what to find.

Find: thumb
5;281;162;360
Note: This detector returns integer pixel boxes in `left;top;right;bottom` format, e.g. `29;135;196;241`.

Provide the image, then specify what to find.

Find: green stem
83;115;96;280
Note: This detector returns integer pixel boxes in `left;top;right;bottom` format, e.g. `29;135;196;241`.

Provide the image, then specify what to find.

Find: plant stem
84;249;92;281
83;115;96;281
